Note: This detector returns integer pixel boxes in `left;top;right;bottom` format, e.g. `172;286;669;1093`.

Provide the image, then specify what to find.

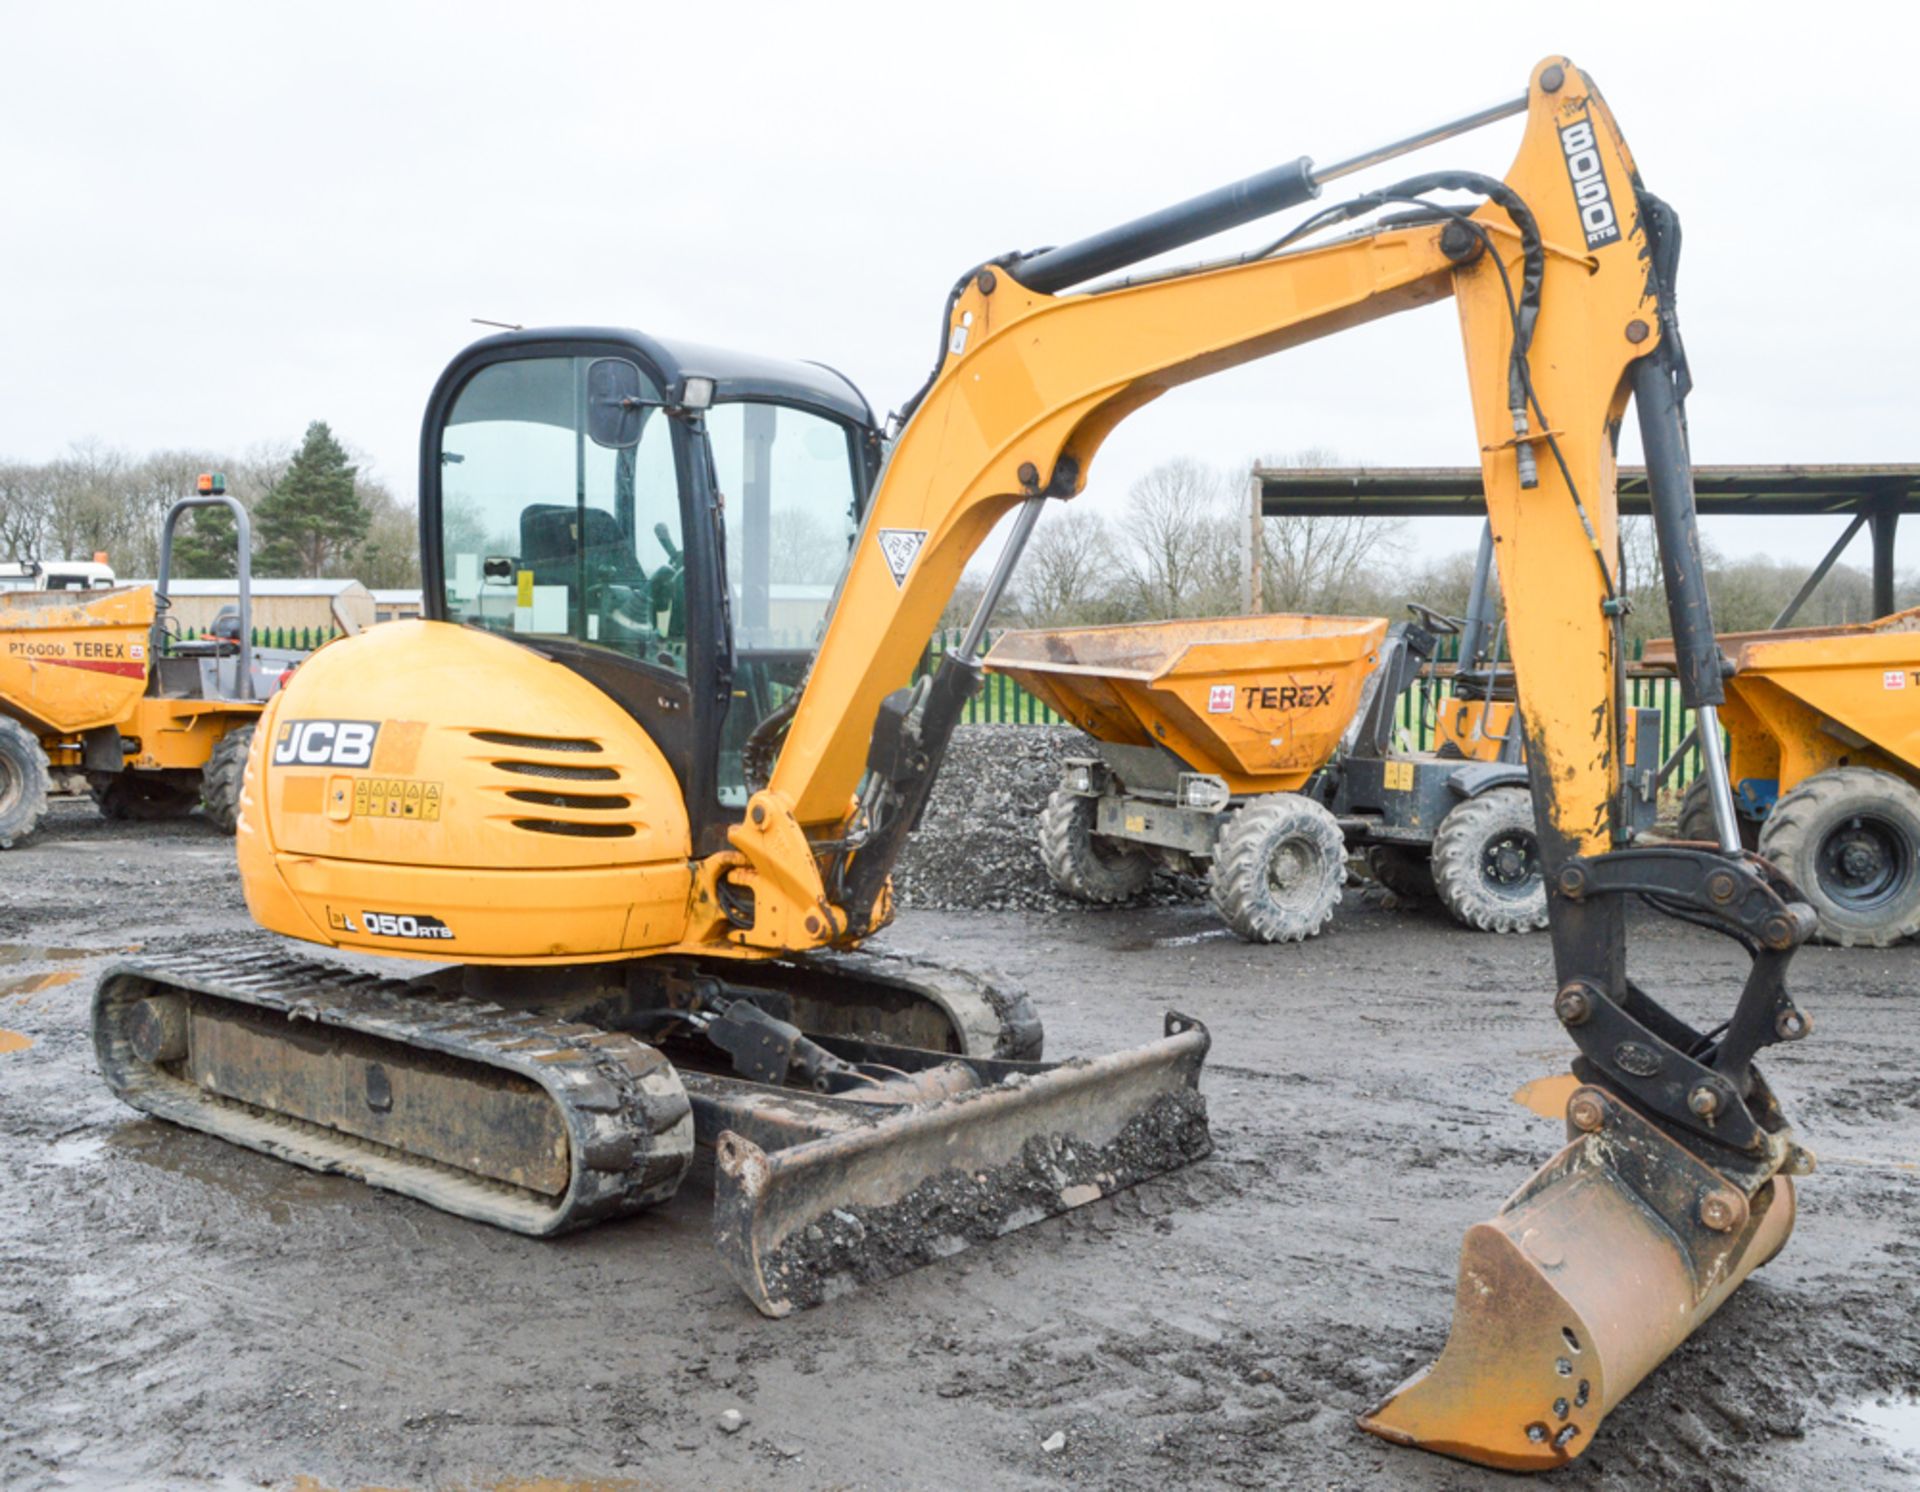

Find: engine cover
237;620;693;963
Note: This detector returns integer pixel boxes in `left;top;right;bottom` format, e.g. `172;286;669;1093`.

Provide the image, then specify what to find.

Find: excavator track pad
95;948;696;1234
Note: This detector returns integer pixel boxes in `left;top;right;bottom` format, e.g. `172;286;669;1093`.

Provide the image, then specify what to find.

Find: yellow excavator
94;58;1818;1471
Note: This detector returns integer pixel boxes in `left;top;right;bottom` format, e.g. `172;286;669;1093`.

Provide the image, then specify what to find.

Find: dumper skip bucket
1359;1082;1794;1470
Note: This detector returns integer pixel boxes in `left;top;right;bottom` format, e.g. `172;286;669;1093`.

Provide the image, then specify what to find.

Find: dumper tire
1038;787;1155;903
202;724;254;834
1675;777;1760;850
1430;788;1549;934
1758;766;1920;947
0;717;51;850
89;773;200;822
1207;795;1345;943
1366;844;1435;901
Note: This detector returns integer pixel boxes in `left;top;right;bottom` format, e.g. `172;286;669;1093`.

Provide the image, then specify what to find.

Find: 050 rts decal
362;911;455;940
328;907;455;940
1558;114;1620;250
273;719;380;769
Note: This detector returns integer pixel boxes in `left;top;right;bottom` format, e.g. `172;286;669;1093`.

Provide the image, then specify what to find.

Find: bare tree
1016;504;1117;627
1253;447;1406;614
1117;458;1240;618
0;462;51;561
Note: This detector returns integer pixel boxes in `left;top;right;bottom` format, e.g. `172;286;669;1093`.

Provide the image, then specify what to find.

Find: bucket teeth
1359;1087;1796;1471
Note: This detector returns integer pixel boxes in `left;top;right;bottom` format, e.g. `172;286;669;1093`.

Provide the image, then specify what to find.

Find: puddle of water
1511;1072;1580;1120
0;942;116;966
0;969;80;1001
1851;1397;1920;1460
290;1477;644;1492
1154;929;1234;949
44;1133;105;1168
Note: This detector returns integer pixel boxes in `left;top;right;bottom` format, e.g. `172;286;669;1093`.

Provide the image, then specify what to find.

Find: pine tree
170;504;242;579
255;422;368;577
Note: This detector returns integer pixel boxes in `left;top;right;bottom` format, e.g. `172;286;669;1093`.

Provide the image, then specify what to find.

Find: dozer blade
709;1012;1212;1316
1359;1082;1794;1470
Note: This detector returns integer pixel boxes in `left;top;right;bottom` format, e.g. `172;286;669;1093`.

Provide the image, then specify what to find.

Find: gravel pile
894;724;1204;912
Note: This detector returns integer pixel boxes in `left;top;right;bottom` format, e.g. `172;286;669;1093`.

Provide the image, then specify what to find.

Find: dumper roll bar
154;495;254;701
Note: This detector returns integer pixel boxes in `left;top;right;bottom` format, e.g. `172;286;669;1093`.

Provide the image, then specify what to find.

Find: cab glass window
706;401;860;804
438;356;687;674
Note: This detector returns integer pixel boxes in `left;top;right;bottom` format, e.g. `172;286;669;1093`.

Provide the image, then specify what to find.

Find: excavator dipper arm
729;57;1813;1471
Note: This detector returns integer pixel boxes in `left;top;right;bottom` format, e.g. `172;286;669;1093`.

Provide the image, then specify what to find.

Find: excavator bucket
709;1013;1212;1316
1359;1082;1795;1471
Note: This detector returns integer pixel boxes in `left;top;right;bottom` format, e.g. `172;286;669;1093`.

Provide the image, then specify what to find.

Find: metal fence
179;626;341;651
920;627;1708;788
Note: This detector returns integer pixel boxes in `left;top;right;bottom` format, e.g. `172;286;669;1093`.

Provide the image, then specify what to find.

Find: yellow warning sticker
1383;760;1415;792
350;776;443;821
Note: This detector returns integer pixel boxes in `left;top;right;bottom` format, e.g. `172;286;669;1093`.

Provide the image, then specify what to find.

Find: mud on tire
1207;794;1344;943
0;716;51;850
1675;776;1759;850
1430;787;1549;934
1366;843;1435;901
201;723;255;834
1758;766;1920;947
1038;785;1154;903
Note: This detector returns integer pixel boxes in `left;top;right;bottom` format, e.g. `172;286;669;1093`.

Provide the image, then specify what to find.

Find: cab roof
460;326;875;431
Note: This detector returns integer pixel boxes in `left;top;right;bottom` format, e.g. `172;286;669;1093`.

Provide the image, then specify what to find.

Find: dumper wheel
1366;844;1435;901
1207;795;1344;943
201;724;254;834
0;717;51;849
1759;766;1920;947
1430;788;1549;934
89;772;201;822
1039;787;1154;903
1675;777;1760;850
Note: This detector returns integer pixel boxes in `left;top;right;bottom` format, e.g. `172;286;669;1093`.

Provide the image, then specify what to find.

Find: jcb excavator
95;58;1817;1470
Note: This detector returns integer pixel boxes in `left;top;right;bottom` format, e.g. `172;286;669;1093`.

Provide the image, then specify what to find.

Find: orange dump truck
986;611;1660;941
0;484;274;847
1649;606;1920;945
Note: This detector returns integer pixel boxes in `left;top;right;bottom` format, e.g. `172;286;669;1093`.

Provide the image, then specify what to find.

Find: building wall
160;586;376;636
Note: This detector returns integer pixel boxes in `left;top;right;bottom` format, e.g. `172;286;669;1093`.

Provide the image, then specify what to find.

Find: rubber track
94;946;694;1235
784;946;1045;1061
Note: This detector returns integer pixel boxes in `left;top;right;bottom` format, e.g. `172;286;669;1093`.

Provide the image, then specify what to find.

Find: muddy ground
2;799;1916;1491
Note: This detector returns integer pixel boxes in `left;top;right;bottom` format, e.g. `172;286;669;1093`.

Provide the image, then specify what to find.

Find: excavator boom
730;56;1812;1469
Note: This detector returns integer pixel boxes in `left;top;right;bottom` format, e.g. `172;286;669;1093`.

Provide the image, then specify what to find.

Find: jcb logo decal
1558;115;1620;250
273;719;380;768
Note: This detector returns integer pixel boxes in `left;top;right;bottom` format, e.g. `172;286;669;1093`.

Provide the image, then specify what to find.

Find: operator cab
422;329;879;852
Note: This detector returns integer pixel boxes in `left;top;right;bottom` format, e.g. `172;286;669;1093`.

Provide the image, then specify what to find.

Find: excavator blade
710;1013;1211;1316
1359;1083;1795;1471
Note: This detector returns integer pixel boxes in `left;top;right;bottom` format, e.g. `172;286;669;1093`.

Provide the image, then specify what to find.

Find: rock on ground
894;724;1204;912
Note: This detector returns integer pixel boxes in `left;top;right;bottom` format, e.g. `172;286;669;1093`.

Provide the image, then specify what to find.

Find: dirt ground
2;799;1916;1492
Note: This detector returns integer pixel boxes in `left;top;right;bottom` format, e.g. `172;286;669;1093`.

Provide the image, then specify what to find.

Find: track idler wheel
1358;1083;1796;1470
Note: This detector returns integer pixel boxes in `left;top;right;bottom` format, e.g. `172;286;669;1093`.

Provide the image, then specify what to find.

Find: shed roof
1253;464;1920;519
128;578;372;597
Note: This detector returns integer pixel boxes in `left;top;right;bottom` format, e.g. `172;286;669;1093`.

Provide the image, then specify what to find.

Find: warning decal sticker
877;528;929;588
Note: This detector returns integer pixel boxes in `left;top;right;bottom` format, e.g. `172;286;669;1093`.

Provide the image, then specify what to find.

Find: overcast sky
3;2;1914;577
